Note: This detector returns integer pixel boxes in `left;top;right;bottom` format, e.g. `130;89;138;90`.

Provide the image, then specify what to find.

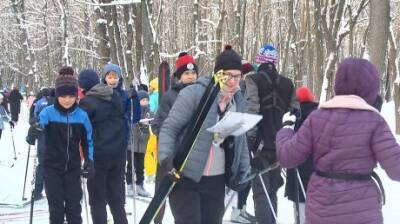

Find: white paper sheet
207;111;262;137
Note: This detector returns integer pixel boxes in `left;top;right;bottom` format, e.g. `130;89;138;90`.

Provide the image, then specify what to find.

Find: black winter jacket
79;84;127;160
284;101;318;202
151;82;192;136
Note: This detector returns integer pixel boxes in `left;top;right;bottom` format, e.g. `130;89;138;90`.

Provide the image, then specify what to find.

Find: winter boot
231;205;257;223
136;184;151;197
126;184;134;197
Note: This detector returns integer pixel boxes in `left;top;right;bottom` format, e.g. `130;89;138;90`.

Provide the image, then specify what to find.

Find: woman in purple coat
276;58;400;224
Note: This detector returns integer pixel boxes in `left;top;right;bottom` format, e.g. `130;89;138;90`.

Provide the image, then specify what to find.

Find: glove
82;160;95;179
220;135;235;151
282;112;296;129
247;136;258;152
251;156;265;171
130;89;138;99
25;125;41;145
9;121;15;129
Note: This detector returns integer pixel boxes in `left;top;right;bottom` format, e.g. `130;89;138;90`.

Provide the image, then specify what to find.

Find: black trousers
87;157;128;224
134;152;145;185
0;129;2;140
237;183;251;209
169;175;225;224
126;151;145;185
44;167;82;224
126;150;133;185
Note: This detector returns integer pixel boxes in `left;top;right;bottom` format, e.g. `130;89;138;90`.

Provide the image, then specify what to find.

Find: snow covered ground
0;101;399;224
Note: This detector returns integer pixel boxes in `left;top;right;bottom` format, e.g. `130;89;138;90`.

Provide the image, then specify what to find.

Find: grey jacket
158;77;251;189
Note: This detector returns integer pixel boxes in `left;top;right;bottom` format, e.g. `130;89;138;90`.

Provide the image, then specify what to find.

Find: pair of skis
139;71;226;224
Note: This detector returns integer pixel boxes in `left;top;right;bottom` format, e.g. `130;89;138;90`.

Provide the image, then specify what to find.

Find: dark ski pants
134;152;145;185
0;129;2;139
125;151;145;185
44;167;82;224
169;175;225;224
87;157;128;224
251;150;283;224
34;134;45;197
237;183;251;209
126;150;133;185
11;112;19;122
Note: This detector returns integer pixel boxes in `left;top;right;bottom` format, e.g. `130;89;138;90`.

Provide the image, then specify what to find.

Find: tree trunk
367;0;390;81
112;6;126;74
133;4;143;76
95;2;111;64
215;0;226;53
123;5;135;84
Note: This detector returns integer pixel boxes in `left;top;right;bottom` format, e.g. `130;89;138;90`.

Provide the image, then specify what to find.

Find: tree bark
367;0;390;80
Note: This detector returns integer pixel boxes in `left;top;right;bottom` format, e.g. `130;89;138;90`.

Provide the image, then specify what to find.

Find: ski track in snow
0;102;399;223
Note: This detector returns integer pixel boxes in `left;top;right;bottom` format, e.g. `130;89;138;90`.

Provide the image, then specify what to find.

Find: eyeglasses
224;72;242;81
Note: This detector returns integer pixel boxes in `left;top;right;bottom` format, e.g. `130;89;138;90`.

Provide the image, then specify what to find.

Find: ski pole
81;177;90;224
130;99;137;224
294;169;300;224
258;174;279;223
10;126;17;160
22;145;31;201
295;168;307;200
29;144;38;224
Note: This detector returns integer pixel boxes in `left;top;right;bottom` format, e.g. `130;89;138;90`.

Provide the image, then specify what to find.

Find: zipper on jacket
65;112;70;171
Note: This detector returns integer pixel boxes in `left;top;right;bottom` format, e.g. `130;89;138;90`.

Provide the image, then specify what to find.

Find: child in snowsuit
0;94;14;140
129;90;153;197
38;67;94;224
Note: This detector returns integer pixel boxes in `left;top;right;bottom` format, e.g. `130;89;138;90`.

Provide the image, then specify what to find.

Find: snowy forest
0;0;399;132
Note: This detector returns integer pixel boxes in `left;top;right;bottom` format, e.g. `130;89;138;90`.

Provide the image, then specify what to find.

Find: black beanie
55;66;78;97
214;45;242;73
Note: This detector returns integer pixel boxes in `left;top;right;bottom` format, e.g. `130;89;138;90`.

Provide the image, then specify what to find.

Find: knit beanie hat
296;86;315;103
242;62;255;75
174;52;198;79
137;90;149;101
78;69;100;91
256;44;278;65
214;45;242;73
149;78;158;91
103;63;122;78
55;66;78;97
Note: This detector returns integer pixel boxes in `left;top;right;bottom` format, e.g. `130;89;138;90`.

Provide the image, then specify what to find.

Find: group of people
2;41;398;224
153;44;400;224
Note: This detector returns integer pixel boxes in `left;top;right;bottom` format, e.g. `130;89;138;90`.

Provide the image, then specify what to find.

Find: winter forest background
0;0;399;132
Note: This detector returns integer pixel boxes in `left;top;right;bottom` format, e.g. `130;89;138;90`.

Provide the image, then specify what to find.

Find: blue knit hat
103;63;122;78
137;90;149;101
78;69;100;91
256;44;278;65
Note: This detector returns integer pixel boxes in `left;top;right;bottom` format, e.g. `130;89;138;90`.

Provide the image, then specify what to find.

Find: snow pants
87;157;128;224
126;151;145;185
169;174;225;224
44;167;82;224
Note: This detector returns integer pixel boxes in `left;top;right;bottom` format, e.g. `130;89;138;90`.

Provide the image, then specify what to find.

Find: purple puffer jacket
277;106;400;223
277;58;400;224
